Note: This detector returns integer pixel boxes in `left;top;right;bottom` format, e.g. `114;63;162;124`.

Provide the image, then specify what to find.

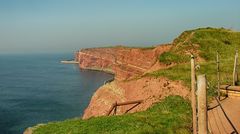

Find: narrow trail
175;32;195;48
208;98;240;134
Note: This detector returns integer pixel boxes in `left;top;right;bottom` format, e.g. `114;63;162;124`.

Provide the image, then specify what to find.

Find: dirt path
175;32;195;48
208;97;240;134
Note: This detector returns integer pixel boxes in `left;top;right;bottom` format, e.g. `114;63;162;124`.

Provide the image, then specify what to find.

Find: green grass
168;27;240;64
159;27;240;63
153;27;240;98
159;52;189;65
191;28;240;60
148;60;235;99
33;96;191;134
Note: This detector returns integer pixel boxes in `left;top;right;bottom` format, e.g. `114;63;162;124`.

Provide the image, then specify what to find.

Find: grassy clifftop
151;27;240;97
159;27;240;64
32;96;191;134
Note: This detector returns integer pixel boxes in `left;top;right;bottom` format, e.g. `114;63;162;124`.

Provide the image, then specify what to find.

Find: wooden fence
191;53;239;134
107;100;143;116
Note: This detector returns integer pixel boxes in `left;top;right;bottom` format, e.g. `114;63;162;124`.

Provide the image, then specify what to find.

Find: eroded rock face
75;45;171;80
83;77;190;119
78;44;190;119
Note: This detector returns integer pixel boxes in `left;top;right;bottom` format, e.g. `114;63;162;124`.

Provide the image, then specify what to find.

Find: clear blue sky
0;0;240;54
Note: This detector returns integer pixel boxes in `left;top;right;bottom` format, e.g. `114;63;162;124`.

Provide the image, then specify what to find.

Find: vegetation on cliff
151;27;240;98
32;96;191;134
159;27;240;64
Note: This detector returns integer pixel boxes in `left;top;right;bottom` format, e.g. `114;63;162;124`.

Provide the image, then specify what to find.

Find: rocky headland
75;45;190;119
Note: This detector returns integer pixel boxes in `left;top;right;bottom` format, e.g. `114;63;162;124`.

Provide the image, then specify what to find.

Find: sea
0;53;113;134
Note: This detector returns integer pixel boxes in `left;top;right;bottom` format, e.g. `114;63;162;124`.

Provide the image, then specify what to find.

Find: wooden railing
107;100;143;116
220;85;240;92
191;53;239;134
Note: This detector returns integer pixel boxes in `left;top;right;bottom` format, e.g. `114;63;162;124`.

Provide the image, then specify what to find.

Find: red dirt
82;76;190;119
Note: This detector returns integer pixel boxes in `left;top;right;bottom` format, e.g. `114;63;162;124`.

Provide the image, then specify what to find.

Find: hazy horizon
1;0;240;54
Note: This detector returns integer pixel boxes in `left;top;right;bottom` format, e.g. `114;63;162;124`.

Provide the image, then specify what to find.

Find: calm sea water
0;53;113;134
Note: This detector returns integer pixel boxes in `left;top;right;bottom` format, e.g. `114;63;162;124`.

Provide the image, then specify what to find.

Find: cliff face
76;44;190;119
75;45;171;80
82;77;189;119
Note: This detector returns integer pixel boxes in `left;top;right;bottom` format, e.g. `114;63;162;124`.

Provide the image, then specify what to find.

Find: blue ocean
0;53;113;134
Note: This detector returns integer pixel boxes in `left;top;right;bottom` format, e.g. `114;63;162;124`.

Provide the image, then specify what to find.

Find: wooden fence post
114;101;117;115
217;52;220;99
191;55;197;134
197;74;208;134
233;50;238;86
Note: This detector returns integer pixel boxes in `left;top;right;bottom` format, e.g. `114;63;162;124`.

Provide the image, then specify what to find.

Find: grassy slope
33;96;191;134
150;27;240;98
32;27;240;134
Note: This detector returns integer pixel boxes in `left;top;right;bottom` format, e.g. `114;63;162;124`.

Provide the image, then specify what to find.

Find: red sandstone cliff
76;45;190;119
75;45;171;80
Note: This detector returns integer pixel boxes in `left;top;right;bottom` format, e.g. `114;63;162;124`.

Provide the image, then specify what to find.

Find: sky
0;0;240;54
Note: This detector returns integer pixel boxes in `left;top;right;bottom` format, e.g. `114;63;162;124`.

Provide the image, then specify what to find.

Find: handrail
116;100;143;106
220;85;240;92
